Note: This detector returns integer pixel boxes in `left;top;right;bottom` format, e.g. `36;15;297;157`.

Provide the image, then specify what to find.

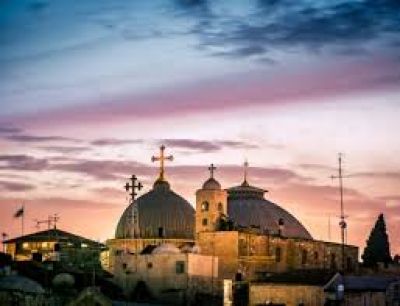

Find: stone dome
115;179;195;240
152;243;181;254
227;181;312;240
202;177;221;190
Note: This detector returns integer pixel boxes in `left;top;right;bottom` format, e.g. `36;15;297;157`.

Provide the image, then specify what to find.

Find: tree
361;213;392;267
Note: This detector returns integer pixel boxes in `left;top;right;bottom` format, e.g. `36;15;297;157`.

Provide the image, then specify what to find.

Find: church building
104;146;359;299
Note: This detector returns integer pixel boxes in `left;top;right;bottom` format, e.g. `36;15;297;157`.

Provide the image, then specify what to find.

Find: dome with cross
115;146;195;240
227;161;313;239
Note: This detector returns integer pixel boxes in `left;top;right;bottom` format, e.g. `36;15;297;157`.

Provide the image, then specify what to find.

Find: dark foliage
361;214;392;267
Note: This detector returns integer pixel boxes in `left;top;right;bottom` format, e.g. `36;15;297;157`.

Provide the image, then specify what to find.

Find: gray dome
0;275;45;294
227;181;312;240
202;177;221;190
116;179;195;239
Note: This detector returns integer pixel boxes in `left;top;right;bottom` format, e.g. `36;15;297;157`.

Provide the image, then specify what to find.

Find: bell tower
195;164;227;235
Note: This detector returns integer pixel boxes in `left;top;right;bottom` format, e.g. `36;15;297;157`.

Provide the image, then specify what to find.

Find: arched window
201;201;209;212
275;247;281;263
218;202;223;212
301;249;307;265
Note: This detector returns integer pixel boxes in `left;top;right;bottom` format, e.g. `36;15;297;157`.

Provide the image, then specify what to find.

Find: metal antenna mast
330;153;348;272
125;175;143;239
34;214;60;230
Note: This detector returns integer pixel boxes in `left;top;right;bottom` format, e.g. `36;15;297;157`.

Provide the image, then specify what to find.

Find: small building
3;228;105;266
113;243;218;305
247;271;400;306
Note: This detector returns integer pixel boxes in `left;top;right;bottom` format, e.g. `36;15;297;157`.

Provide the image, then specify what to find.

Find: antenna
330;153;351;272
34;214;60;230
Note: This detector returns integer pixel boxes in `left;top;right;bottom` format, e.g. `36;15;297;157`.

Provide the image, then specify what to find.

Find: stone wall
113;252;217;305
197;231;239;280
105;238;194;273
249;283;324;306
198;231;359;281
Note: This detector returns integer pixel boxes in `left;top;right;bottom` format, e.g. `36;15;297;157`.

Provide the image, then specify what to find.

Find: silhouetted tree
361;213;392;267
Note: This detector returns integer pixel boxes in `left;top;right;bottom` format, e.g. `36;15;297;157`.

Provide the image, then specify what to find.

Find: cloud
0;180;35;192
298;163;336;172
27;1;49;13
37;145;90;154
188;0;400;59
91;187;126;198
160;139;259;152
0;126;22;134
350;171;400;180
49;159;151;180
0;155;49;171
91;138;143;146
4;134;80;143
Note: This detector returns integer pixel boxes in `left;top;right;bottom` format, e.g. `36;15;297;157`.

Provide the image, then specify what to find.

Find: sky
1;0;400;256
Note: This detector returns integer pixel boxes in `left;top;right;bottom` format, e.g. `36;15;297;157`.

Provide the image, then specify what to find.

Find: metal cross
208;163;216;178
125;175;143;203
151;145;173;181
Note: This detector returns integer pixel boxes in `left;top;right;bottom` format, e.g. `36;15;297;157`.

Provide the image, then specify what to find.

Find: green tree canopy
361;213;392;267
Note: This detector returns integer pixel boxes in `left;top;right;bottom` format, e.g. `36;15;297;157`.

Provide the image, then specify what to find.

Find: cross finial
125;174;143;203
243;159;249;183
208;163;216;178
151;145;173;181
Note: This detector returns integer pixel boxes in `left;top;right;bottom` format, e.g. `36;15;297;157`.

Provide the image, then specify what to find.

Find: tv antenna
330;153;351;272
34;214;60;230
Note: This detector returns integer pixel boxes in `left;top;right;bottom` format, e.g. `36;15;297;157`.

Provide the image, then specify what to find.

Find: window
218;202;223;212
22;242;29;250
301;250;307;265
275;247;281;263
176;261;185;274
330;253;337;269
347;257;353;271
202;218;208;226
147;262;153;269
314;251;319;262
158;227;164;238
201;201;209;212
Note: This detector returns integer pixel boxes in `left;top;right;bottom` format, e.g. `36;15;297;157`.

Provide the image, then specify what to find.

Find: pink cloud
5;56;399;130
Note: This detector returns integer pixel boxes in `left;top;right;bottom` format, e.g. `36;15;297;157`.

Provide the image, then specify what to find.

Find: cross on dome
151;145;173;181
208;163;216;178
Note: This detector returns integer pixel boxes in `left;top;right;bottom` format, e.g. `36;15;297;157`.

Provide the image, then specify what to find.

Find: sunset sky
1;0;399;256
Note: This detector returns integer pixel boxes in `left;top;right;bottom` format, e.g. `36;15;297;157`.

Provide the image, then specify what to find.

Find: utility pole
331;153;348;272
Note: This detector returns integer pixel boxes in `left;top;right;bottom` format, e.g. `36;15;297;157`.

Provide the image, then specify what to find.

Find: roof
0;275;45;294
115;179;195;240
3;228;104;248
202;177;221;190
255;270;336;286
325;273;399;292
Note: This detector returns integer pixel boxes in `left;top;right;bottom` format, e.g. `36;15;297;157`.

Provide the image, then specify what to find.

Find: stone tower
195;164;227;235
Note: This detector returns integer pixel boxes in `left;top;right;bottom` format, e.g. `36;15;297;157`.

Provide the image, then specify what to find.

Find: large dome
227;181;312;240
115;179;195;240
